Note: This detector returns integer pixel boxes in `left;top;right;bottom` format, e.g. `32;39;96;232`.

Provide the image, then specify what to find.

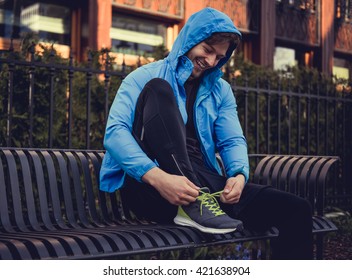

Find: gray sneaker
173;187;243;234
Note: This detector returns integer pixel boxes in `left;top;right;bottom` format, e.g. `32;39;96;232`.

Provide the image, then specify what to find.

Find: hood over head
167;7;242;72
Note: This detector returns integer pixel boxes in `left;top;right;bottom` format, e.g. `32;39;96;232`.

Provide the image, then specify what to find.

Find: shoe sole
174;216;237;234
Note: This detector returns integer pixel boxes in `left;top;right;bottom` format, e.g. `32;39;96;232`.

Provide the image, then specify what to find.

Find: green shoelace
197;190;225;217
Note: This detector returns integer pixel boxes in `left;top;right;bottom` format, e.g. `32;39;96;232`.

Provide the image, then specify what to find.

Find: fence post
6;40;14;147
28;43;35;148
306;79;311;155
287;78;292;154
86;51;92;149
67;51;74;148
297;85;301;154
243;74;249;139
266;78;271;154
104;50;111;124
255;76;260;154
48;45;55;148
277;78;282;154
316;76;320;155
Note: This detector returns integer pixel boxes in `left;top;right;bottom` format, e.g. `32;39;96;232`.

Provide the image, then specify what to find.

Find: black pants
121;78;313;259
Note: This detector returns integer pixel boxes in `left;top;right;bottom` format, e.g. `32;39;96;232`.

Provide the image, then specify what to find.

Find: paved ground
324;232;352;259
323;209;352;260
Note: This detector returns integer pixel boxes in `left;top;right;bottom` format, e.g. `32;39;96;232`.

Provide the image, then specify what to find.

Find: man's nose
205;55;217;67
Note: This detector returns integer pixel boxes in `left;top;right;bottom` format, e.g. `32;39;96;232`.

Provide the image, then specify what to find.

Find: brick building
0;0;351;79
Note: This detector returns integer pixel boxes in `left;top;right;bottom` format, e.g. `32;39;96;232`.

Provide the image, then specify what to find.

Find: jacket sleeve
214;82;249;182
103;69;156;182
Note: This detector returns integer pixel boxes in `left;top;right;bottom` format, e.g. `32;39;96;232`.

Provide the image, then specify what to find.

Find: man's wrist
233;172;246;180
142;166;161;186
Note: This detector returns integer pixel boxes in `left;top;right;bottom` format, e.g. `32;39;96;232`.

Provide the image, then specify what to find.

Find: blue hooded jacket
100;7;249;192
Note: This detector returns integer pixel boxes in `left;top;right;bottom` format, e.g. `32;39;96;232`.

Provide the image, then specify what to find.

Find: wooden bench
0;148;339;260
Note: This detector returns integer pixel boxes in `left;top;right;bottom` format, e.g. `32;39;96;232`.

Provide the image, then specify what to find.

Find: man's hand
142;167;200;206
220;174;245;204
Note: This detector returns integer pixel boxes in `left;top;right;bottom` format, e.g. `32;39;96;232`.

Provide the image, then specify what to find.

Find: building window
110;13;166;56
276;0;316;12
21;2;71;45
333;57;350;80
0;0;20;39
274;47;297;71
0;1;71;45
336;0;352;21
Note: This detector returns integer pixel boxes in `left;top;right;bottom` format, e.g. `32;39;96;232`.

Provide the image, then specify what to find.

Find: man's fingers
188;180;201;191
174;193;197;206
223;184;233;194
184;179;200;196
221;185;240;204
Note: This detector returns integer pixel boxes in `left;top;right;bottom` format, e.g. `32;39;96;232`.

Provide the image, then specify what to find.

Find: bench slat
0;235;50;259
3;150;29;232
41;151;69;230
28;151;56;231
0;239;33;259
0;242;14;260
16;150;44;232
0;232;68;258
54;151;80;229
76;152;102;226
316;158;339;216
0;156;13;232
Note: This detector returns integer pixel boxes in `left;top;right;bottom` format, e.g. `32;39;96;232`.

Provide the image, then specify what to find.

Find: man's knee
145;78;174;96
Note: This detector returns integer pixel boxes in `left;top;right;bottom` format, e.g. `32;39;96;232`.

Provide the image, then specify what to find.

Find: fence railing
232;74;352;211
0;44;130;149
0;46;351;211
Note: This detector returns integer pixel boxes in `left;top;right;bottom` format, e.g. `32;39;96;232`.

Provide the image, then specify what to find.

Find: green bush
0;36;123;149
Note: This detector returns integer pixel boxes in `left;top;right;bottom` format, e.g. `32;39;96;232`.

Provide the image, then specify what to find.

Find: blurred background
0;0;350;78
0;0;351;259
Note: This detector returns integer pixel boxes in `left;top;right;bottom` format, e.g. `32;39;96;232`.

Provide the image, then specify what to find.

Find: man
100;7;313;259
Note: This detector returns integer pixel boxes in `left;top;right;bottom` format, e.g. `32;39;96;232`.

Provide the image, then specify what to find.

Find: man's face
186;40;229;80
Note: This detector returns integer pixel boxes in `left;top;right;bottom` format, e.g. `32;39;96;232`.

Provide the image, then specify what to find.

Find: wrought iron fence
232;72;352;211
0;44;129;149
0;46;351;211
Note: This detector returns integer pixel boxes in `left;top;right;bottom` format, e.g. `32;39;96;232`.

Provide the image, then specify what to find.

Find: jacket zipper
171;154;186;177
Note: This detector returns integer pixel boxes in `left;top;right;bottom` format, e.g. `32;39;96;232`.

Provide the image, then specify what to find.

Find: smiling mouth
196;58;207;70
